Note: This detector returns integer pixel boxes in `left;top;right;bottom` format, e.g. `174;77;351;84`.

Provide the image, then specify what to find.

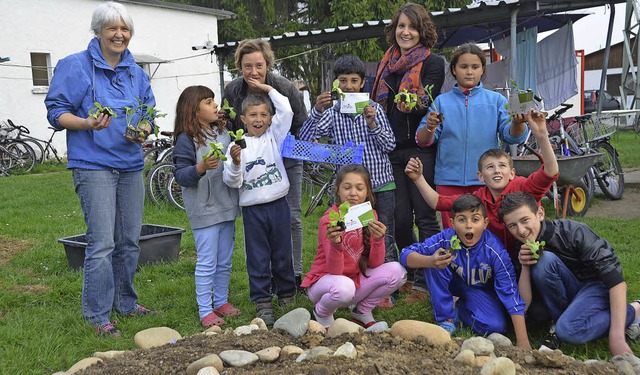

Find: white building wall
0;0;226;156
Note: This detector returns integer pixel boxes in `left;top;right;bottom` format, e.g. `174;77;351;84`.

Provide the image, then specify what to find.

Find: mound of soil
76;328;622;375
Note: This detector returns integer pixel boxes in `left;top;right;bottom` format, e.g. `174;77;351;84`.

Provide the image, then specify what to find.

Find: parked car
583;90;620;113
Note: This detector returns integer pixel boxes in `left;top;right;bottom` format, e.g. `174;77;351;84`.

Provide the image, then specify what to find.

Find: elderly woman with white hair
45;1;157;338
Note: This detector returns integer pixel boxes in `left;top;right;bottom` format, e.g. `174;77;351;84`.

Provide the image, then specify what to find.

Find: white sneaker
626;321;640;341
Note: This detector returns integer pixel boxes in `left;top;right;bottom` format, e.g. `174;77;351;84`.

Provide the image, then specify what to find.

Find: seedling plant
220;98;237;120
202;141;227;161
328;200;350;231
228;129;246;149
124;98;166;139
424;84;444;123
447;234;462;256
330;79;345;101
525;240;545;259
88;102;117;118
393;89;419;110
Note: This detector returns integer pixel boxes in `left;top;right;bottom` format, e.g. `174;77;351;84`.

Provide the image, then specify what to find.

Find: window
30;52;51;86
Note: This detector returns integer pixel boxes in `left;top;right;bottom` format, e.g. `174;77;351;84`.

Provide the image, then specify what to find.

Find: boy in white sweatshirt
223;80;295;325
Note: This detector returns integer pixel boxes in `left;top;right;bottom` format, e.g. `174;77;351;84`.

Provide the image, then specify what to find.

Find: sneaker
295;275;307;296
626;321;640;341
95;321;121;338
541;325;561;350
277;294;295;308
313;307;334;329
256;299;275;326
404;289;429;304
377;295;395;309
126;304;158;317
398;281;414;294
350;308;376;328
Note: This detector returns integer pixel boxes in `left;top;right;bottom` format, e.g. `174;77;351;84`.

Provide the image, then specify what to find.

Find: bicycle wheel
593;141;625;200
19;138;45;163
305;180;332;217
146;162;174;205
5;141;36;173
166;174;185;210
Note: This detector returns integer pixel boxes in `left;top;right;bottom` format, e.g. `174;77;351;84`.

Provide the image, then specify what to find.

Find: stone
219;350;259;367
281;345;305;356
307;320;326;335
487;332;513;347
480;357;516;375
364;321;389;332
234;324;259;336
92;350;127;360
327;318;363;338
306;346;333;360
334;342;357;359
66;357;102;374
186;353;224;375
273;307;311;338
250;317;268;331
254;346;281;362
196;367;220;375
133;326;182;349
204;325;222;334
390;320;451;345
461;337;495;356
454;349;476;367
532;349;574;368
475;354;496;367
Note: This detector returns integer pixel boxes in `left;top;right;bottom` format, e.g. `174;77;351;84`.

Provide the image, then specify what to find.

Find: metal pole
597;1;616;115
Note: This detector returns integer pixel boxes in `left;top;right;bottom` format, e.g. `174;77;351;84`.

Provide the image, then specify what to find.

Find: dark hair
234;39;275;71
452;194;487;218
173;85;216;147
449;43;486;77
333;55;366;80
498;192;539;222
333;164;376;277
477;148;513;171
384;3;437;49
241;93;273;116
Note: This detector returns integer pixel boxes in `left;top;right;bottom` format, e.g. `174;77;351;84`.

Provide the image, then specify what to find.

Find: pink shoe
214;303;241;317
200;312;225;327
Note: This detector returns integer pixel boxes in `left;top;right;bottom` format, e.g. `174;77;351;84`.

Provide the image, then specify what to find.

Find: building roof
201;0;621;55
120;0;235;20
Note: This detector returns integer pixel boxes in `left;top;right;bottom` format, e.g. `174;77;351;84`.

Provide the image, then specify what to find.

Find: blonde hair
234;39;275;71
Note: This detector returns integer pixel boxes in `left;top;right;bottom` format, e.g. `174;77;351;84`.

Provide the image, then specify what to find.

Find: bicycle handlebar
548;103;573;121
7;119;30;134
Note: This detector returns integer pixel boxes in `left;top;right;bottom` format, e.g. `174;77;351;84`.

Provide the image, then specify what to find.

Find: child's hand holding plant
328;201;350;231
424;84;444;124
229;144;242;166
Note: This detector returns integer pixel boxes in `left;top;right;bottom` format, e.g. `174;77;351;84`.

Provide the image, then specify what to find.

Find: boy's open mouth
464;233;474;242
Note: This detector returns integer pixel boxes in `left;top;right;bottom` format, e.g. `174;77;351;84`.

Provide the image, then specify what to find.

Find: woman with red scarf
371;2;445;306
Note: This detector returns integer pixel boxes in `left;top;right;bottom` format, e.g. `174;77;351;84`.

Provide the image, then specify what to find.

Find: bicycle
6;119;63;164
0;139;37;176
304;162;336;217
142;131;174;174
145;161;184;210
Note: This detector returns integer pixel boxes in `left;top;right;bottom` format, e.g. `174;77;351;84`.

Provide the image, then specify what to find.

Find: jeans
531;251;635;344
284;158;303;276
425;265;508;335
390;147;441;291
374;190;396;263
73;169;143;326
193;220;235;320
243;197;295;302
308;262;406;317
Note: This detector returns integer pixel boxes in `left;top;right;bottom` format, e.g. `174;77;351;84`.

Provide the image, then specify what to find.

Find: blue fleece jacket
418;83;528;186
45;38;155;171
399;228;525;321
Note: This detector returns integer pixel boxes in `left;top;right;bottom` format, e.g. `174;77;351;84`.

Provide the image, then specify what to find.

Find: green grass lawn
0;131;639;374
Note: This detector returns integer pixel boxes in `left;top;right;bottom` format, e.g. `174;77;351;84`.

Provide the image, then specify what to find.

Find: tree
165;0;470;95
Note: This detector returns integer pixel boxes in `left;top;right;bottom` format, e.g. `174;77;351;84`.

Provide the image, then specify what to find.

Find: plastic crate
58;224;185;271
281;135;364;165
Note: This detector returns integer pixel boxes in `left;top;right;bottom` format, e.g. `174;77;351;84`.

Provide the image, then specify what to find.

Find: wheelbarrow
512;151;602;218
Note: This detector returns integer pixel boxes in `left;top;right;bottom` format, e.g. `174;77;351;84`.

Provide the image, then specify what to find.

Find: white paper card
344;201;374;232
340;93;370;114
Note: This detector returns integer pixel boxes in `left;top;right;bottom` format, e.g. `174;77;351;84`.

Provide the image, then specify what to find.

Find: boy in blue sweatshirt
400;194;531;349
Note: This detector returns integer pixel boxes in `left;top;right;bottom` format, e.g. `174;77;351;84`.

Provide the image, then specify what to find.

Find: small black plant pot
220;110;231;120
399;93;408;103
101;108;112;117
331;91;340;101
235;139;246;149
436;113;445;123
336;221;346;231
125;126;141;139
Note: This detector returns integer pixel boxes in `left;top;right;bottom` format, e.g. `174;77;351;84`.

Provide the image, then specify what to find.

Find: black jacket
534;219;624;289
224;73;307;137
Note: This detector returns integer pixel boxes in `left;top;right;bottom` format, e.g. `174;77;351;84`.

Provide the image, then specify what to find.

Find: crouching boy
400;194;531;349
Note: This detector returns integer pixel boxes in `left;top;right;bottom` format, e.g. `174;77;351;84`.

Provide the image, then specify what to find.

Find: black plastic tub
58;224;185;271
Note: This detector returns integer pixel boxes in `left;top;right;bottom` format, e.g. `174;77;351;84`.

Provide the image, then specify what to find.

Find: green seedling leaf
228;129;244;141
450;235;462;250
202;141;227;161
424;84;439;113
221;98;237;120
328;201;350;229
525;240;546;259
331;79;345;100
88;102;117;118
